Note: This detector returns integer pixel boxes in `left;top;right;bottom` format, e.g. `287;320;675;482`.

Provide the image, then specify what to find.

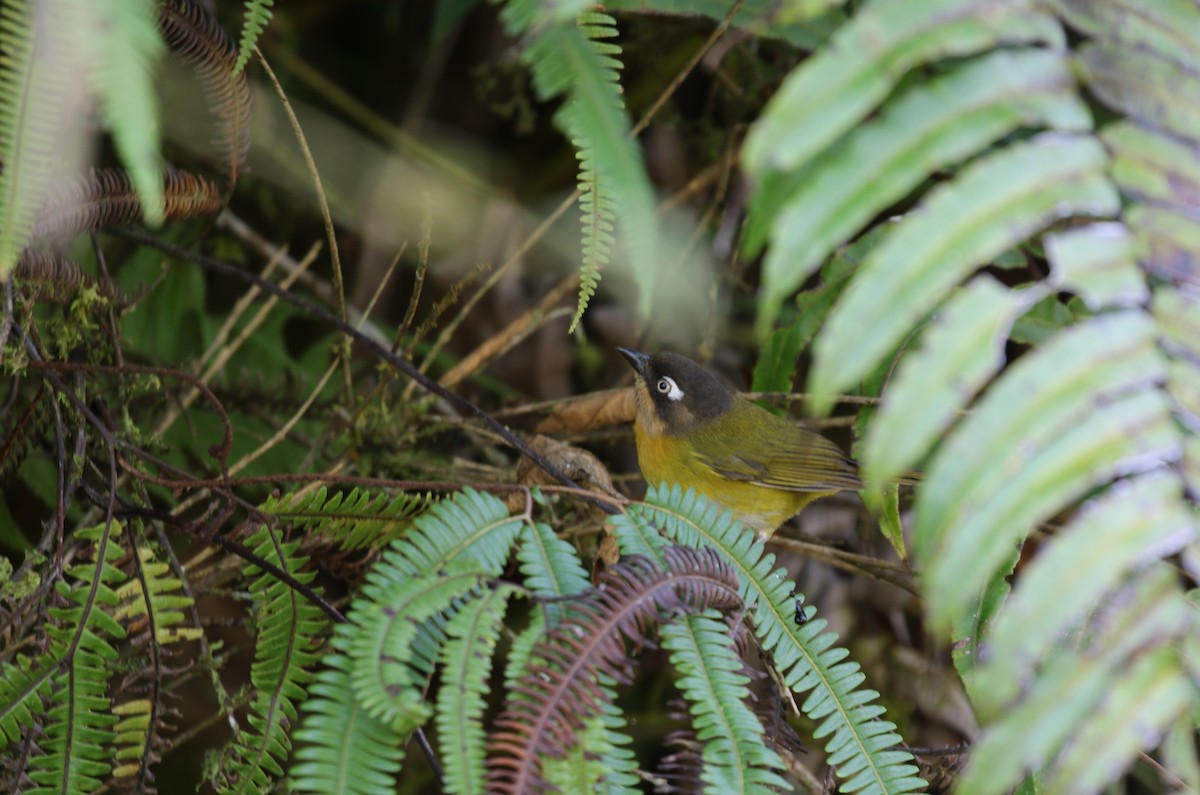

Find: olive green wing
691;403;862;492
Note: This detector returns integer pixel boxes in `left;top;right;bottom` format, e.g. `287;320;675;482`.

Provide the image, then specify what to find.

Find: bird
619;347;863;537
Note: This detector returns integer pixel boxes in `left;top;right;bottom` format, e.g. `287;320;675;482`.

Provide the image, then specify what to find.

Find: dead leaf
536;387;636;434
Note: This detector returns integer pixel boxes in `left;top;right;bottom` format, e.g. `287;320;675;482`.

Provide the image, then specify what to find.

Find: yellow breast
633;424;818;536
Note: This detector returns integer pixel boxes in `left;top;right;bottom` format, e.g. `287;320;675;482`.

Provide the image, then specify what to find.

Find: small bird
619;348;862;537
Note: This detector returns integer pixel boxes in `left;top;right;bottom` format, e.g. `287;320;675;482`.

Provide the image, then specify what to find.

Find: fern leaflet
236;0;275;73
220;525;328;792
641;484;927;795
662;611;789;794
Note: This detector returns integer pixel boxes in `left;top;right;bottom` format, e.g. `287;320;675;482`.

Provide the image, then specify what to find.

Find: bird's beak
618;347;651;378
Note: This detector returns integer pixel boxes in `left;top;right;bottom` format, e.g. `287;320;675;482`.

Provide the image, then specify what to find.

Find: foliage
744;0;1200;790
0;0;1197;792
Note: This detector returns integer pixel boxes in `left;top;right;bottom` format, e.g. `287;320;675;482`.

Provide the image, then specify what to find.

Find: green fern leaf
437;587;514;795
0;653;58;748
291;653;405;795
348;569;482;732
515;521;591;627
236;0;274;73
662;611;788;794
259;486;433;550
374;486;523;579
26;521;128;794
641;485;925;795
81;0;165;225
957;567;1193;794
810;135;1118;412
915;312;1175;630
513;522;642;792
863;276;1035;488
744;48;1089;294
501;4;659;321
221;525;328;792
0;0;65;279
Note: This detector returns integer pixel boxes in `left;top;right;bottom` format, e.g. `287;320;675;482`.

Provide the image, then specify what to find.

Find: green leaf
751;47;1088;313
642;485;926;794
662;611;788;794
743;0;1063;175
1008;294;1076;347
810;135;1118;413
83;0;164;224
437;587;513;795
1103;122;1200;216
864;275;1033;488
0;0;68;278
957;568;1191;794
1079;39;1200;140
222;526;328;791
916;312;1175;629
236;0;275;73
975;472;1193;716
292;655;406;795
1045;222;1148;309
1051;0;1200;66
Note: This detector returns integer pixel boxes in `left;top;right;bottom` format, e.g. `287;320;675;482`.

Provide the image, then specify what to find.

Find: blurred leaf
976;472;1194;715
1102;122;1200;213
1079;40;1200;139
1126;204;1200;284
1009;294;1075;346
748;47;1088;306
916;312;1174;629
1045;222;1148;309
864;275;1032;488
810;135;1118;414
751;245;860;393
743;0;1063;175
959;568;1192;795
1051;0;1200;65
603;0;844;48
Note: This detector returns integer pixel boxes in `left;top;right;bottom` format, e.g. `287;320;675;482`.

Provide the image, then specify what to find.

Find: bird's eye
655;376;684;401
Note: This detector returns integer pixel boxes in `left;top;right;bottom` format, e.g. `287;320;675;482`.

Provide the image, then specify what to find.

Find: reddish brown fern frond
13;250;128;305
486;546;742;795
29;167;223;243
0;383;50;480
158;0;251;185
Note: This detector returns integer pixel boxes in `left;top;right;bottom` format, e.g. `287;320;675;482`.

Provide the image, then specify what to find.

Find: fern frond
158;0;251;184
235;0;274;73
30;167;222;243
0;0;67;279
641;484;926;795
260;486;434;551
81;0;165;225
487;547;742;795
26;521;128;794
288;489;525;791
957;566;1193;794
743;47;1087;320
291;652;405;795
514;523;641;793
220;525;328;792
348;569;483;732
810;134;1118;413
662;611;788;794
0;653;58;749
115;541;197;646
501;3;659;321
373;487;523;579
567;12;621;332
438;587;514;795
515;521;591;627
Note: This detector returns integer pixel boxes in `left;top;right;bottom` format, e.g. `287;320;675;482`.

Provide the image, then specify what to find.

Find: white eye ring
656;376;684;401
